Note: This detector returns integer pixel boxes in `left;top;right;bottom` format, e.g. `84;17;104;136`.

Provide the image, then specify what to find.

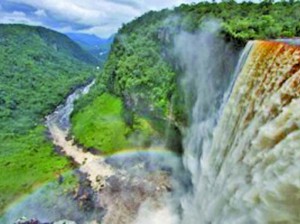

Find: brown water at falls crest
187;40;300;223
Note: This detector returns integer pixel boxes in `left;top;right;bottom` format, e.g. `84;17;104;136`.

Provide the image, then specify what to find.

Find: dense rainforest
71;1;300;153
0;24;97;212
2;0;300;217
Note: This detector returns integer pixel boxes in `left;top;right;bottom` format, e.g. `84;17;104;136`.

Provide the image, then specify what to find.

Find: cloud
34;9;46;17
106;0;143;10
0;0;196;37
0;9;42;26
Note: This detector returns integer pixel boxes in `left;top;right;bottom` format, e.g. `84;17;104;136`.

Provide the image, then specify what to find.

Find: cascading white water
179;33;300;222
174;21;239;185
173;21;255;223
179;41;253;224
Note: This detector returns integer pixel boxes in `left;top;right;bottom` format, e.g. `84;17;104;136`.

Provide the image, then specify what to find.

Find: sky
0;0;197;38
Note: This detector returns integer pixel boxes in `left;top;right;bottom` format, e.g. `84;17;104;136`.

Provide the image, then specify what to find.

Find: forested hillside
0;24;96;212
71;1;300;153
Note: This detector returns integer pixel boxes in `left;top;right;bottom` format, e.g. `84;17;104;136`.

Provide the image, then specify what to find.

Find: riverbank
0;80;184;223
45;82;182;224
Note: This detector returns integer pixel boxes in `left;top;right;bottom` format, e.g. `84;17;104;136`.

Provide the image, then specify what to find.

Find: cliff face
71;2;300;155
187;41;300;223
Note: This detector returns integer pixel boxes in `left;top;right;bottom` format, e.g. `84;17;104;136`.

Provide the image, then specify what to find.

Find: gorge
5;33;300;224
2;2;300;224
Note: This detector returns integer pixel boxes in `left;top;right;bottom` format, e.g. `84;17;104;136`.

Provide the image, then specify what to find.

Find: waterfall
181;40;300;223
173;21;240;186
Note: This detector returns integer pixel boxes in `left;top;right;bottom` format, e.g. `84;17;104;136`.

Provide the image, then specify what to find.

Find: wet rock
57;174;64;184
106;175;121;192
53;220;76;224
15;217;77;224
15;217;50;224
86;147;102;155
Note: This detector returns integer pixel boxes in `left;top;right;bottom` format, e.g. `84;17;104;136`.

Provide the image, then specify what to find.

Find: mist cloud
134;200;180;224
172;19;241;223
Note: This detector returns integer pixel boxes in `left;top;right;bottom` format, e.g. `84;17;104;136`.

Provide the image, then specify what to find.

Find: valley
2;1;300;223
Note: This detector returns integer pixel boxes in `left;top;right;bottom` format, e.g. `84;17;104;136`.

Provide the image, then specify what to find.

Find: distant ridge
0;24;98;65
66;32;114;64
66;32;114;46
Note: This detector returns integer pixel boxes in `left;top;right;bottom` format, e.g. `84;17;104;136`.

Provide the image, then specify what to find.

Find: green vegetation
2;0;300;215
71;1;300;153
0;24;97;134
0;126;69;211
104;0;300;114
72;94;129;153
175;1;300;43
72;93;157;154
0;24;96;213
0;171;84;223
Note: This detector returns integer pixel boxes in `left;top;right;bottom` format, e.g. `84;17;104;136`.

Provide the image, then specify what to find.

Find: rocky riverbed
8;81;184;224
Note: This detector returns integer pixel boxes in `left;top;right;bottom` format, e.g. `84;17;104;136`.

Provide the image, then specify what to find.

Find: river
44;81;180;224
46;80;114;191
2;78;183;224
